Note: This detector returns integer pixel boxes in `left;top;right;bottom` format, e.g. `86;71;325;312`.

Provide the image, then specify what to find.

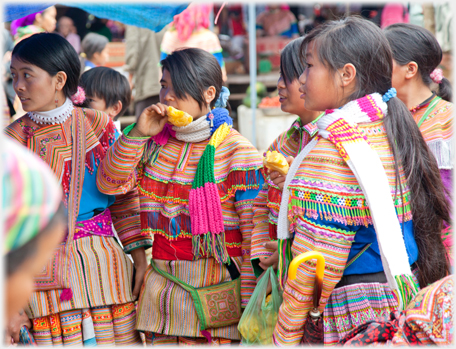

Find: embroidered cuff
123;239;153;254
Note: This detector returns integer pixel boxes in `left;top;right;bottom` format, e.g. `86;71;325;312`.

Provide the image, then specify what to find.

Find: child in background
384;23;453;266
273;16;450;345
78;66;131;132
250;36;322;279
80;32;109;73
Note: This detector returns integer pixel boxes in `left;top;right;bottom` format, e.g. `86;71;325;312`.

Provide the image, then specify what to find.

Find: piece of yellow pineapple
263;150;289;175
167;106;193;127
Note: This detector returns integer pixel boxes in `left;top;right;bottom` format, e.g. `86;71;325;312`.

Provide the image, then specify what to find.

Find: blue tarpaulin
4;3;188;32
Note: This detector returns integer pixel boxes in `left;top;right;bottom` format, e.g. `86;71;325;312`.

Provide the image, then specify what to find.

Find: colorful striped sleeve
97;125;150;195
110;189;152;253
103;125;152;252
250;184;274;278
234;169;264;307
273;215;358;346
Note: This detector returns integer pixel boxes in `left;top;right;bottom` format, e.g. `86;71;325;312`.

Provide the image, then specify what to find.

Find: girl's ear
405;61;419;80
54;71;67;92
339;63;357;88
109;100;123;118
204;86;216;105
34;13;43;26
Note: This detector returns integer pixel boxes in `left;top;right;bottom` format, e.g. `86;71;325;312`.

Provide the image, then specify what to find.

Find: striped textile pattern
31;302;140;346
323;282;399;345
273;119;413;346
136;257;243;339
250;117;319;271
412;98;453;169
97;127;263;317
26;235;135;319
144;332;232;345
4;107;148;252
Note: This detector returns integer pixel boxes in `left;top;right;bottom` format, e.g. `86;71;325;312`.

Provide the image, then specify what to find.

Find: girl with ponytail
273;16;450;345
385;23;453;266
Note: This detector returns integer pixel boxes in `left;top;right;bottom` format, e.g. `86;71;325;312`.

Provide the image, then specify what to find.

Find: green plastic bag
238;267;283;345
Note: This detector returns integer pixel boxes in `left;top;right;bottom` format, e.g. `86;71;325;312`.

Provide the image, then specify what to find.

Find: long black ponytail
301;16;450;287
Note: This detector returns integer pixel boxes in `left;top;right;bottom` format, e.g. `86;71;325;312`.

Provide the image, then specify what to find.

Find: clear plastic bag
238;266;283;345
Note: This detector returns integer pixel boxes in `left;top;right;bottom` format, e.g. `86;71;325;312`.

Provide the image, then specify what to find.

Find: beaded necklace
29;98;73;125
409;92;436;113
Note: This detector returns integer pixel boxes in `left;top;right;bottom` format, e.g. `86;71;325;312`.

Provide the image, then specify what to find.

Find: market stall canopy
4;3;189;32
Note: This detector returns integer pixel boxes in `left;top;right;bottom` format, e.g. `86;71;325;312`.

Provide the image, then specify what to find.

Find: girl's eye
11;72;16;79
160;85;166;89
304;62;312;68
88;98;94;103
24;73;31;78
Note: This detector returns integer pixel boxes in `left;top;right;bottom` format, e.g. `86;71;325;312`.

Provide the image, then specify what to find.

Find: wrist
128;126;147;138
130;247;147;266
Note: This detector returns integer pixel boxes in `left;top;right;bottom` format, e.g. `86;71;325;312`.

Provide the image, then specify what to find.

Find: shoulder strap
417;96;442;128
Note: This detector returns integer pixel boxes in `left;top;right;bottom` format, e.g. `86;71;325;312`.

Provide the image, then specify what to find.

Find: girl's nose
13;78;25;92
164;91;174;102
298;71;306;85
277;76;286;89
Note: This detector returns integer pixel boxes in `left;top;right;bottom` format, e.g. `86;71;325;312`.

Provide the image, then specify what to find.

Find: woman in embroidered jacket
96;48;263;344
4;33;150;346
272;17;451;346
385;23;453;267
251;37;322;279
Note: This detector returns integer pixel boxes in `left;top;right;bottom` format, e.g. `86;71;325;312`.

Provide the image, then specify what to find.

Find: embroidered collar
286;113;324;139
29;98;74;125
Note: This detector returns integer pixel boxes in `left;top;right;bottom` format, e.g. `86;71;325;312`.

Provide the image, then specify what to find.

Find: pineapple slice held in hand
167;106;193;127
263;151;289;176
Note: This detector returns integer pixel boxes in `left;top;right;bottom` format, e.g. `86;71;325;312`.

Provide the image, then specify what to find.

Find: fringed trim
140;211;192;239
225;241;242;248
394;274;420;310
98;120;117;152
267;186;282;211
141;228;192;240
192;232;230;264
289;197;373;227
288;189;413;227
84;143;107;174
427;138;454;170
138;168;262;204
138;178;191;205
